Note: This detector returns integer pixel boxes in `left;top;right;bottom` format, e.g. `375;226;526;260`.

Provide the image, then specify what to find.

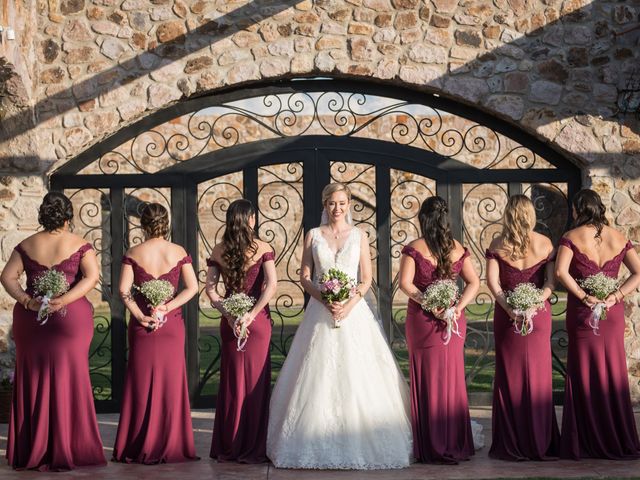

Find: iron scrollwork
258;164;304;366
462;183;508;389
82;91;551;175
389;172;436;364
67;188;113;401
196;176;243;397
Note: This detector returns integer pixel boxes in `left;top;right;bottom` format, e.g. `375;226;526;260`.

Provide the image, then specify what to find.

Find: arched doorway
50;78;581;411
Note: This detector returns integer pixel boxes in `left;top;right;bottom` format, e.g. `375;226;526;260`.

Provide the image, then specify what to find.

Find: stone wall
0;0;635;165
1;0;640;398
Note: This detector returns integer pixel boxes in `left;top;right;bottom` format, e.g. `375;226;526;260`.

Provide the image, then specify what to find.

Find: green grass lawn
89;298;569;401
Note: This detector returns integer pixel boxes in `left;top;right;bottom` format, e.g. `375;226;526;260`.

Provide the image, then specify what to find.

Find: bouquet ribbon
589;303;606;336
442;307;461;346
151;307;166;326
234;318;249;352
36;294;52;325
513;308;535;336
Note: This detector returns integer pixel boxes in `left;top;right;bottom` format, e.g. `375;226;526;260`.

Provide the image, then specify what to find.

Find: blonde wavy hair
321;182;352;204
501;195;536;260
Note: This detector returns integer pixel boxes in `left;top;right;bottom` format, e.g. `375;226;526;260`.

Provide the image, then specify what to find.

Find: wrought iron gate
50;79;581;412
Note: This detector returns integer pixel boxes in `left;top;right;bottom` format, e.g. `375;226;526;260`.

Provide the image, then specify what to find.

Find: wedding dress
267;227;413;469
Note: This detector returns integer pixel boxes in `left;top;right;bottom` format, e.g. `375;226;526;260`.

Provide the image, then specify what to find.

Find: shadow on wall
0;0;639;173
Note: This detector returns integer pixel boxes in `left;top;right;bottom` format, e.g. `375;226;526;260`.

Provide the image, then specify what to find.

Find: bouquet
33;269;70;325
319;268;356;328
221;293;255;351
134;279;174;326
579;272;619;335
505;283;544;336
421;279;460;345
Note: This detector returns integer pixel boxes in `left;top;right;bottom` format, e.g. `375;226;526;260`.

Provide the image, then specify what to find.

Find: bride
267;183;413;469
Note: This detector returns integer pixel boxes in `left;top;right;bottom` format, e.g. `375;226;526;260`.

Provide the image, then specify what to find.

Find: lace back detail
16;242;94;294
122;254;190;287
560;236;633;278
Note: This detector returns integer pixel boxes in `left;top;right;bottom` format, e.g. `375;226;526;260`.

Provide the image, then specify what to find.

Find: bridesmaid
486;195;560;461
206;199;276;463
113;203;199;464
399;195;480;464
556;189;640;459
0;192;106;470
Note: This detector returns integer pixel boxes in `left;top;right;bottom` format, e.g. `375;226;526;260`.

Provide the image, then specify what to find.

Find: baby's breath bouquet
33;269;70;325
221;293;255;351
579;272;619;335
319;268;356;328
505;283;544;336
134;279;174;325
421;279;460;345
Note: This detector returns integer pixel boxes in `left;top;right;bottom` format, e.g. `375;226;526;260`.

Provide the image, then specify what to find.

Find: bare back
563;225;628;268
489;231;553;270
407;237;467;266
19;231;89;269
125;238;188;277
211;239;273;271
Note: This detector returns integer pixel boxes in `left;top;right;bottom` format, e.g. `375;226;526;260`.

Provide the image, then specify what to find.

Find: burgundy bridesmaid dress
402;245;474;464
210;251;273;463
558;237;640;459
113;255;198;464
486;250;560;461
8;243;106;471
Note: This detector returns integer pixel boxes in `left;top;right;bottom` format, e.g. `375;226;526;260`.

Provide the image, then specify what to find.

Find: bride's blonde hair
321;183;352;204
501;195;536;260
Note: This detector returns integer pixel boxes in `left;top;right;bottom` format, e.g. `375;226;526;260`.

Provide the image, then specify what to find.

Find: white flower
33;269;70;325
505;283;544;336
134;279;174;307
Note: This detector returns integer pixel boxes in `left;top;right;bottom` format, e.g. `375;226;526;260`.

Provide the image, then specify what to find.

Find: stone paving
1;407;640;479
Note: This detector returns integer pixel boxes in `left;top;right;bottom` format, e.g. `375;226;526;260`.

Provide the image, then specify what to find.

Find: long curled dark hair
222;199;258;294
38;192;74;232
140;203;170;239
419;196;455;279
572;189;609;240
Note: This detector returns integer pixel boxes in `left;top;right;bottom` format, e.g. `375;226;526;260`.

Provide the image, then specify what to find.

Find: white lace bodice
311;227;361;284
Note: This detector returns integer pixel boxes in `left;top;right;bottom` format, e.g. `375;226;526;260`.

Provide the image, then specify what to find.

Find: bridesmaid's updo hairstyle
572;189;609;240
140;203;170;239
321;182;352;205
222;199;258;294
502;195;537;260
38;192;73;232
419;196;455;279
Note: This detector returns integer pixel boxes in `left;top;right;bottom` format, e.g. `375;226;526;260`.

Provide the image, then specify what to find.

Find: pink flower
322;279;339;292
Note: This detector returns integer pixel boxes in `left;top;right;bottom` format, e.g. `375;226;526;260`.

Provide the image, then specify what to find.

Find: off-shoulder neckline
122;254;191;279
16;243;92;270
